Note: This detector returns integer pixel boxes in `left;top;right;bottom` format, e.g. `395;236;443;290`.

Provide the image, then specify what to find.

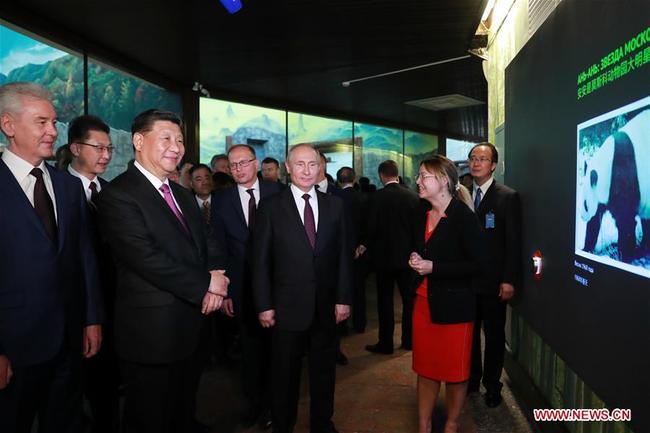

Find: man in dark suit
97;109;229;433
313;152;349;365
336;166;369;333
468;142;521;408
253;144;352;433
211;144;281;428
364;160;419;354
0;82;103;433
67;114;120;433
261;156;285;188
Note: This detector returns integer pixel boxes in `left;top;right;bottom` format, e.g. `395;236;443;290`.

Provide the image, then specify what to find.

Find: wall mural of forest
2;21;440;186
0;23;181;180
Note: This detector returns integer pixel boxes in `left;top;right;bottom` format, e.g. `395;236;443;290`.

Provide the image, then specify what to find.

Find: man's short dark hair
189;163;211;177
131;109;182;136
227;144;256;158
336;166;355;184
378;160;399;178
468;142;499;164
68;115;110;145
262;157;279;167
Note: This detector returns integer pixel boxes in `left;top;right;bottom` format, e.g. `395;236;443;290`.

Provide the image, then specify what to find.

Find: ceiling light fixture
341;55;471;87
220;0;243;14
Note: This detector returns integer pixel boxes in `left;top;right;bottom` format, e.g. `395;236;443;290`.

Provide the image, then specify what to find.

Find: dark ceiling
1;0;488;139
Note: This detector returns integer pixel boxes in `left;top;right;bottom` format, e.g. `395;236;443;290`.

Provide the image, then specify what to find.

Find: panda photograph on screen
576;97;650;276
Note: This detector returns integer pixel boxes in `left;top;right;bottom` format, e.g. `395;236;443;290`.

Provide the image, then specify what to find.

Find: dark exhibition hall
0;1;648;432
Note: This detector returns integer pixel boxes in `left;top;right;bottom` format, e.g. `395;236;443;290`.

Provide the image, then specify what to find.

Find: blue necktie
474;187;482;210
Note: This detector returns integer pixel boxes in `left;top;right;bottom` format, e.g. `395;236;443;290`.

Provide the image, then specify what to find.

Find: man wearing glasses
467;142;521;408
67;115;120;433
68;115;113;205
211;144;281;428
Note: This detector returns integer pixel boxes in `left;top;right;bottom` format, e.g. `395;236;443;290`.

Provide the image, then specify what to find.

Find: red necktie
302;193;316;249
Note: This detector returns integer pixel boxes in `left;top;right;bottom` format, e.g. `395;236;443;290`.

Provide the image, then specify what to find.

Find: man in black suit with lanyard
98;109;229;433
467;142;521;408
253;143;352;433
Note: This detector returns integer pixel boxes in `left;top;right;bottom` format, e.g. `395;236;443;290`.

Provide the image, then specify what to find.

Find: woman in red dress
408;156;486;433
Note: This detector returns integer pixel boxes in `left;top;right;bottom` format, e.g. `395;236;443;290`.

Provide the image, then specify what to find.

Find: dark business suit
253;187;352;433
469;181;521;395
79;176;120;433
98;165;211;433
211;181;280;417
0;160;102;433
366;182;419;349
339;186;369;332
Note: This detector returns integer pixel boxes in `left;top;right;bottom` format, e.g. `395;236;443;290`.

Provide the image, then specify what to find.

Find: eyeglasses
77;142;113;154
415;173;436;181
469;156;491;164
228;158;256;170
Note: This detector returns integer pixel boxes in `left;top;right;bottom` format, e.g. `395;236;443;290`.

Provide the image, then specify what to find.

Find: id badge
485;212;495;229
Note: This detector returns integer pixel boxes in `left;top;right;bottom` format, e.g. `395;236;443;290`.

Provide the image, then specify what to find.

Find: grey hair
287;143;319;163
0;82;53;116
0;82;52;115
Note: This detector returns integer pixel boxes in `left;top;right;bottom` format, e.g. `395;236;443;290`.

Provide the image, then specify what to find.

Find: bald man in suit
254;144;352;433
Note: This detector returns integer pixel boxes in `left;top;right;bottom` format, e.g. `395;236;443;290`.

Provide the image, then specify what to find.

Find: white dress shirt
134;160;183;214
290;183;319;229
195;195;211;209
473;176;494;207
2;148;58;221
237;179;260;226
68;164;101;202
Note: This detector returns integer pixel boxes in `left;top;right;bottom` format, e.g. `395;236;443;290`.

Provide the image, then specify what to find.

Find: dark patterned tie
202;200;211;225
30;167;57;242
247;188;256;229
88;181;99;210
302;193;316;249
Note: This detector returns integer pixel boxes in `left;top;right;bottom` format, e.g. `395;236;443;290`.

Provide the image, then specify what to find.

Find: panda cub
579;109;649;263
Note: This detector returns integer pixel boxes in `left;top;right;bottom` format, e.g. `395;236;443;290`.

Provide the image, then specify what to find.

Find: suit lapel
171;182;205;250
229;186;247;229
281;189;314;252
478;182;496;213
314;192;330;253
0;159;54;243
47;165;68;252
129;168;192;242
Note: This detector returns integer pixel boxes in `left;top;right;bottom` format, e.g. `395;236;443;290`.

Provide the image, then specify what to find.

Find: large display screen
505;1;649;430
575;96;650;278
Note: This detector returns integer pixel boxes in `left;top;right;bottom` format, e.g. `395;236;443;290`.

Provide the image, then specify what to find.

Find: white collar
134;160;169;191
237;178;260;194
290;183;316;201
1;147;49;181
473;176;494;193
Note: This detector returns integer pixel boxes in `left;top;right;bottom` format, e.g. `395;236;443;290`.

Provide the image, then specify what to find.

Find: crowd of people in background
0;81;520;433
